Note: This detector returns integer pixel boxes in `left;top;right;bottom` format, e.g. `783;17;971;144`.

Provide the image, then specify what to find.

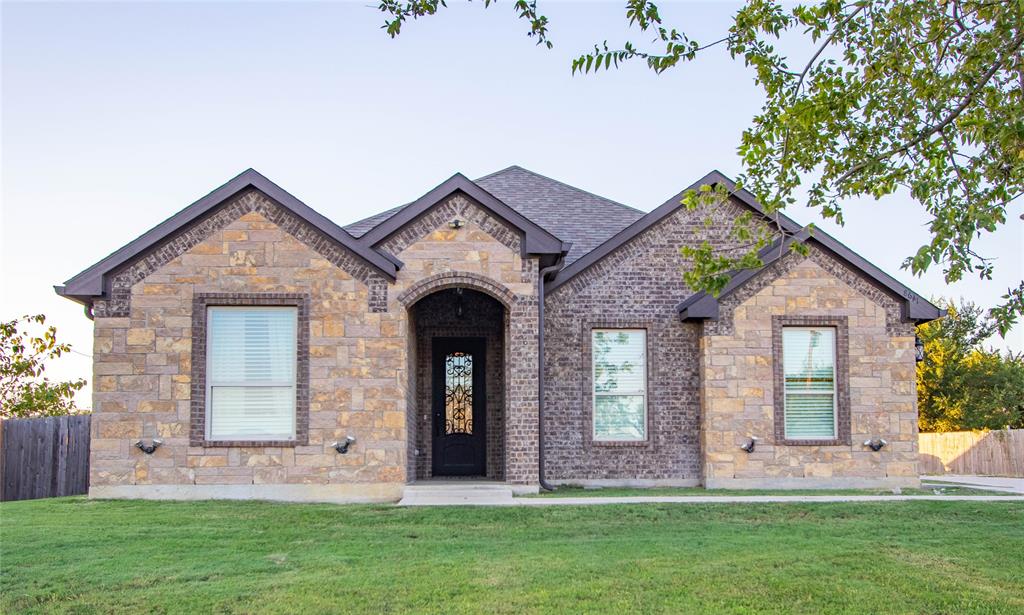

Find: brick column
504;294;539;485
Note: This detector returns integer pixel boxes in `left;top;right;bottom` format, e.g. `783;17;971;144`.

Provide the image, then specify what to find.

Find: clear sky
2;1;1021;408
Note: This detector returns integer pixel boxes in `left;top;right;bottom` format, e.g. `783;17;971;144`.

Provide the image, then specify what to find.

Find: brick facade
80;175;927;500
542;201;756;484
386;195;540;485
411;289;506;480
189;293;311;448
770;314;852;447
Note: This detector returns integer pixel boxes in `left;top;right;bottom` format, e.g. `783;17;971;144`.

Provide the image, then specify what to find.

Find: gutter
537;261;563;492
53;285;95;321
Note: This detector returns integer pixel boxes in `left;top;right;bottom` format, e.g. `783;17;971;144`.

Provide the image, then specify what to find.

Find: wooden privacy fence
919;429;1024;477
1;415;91;501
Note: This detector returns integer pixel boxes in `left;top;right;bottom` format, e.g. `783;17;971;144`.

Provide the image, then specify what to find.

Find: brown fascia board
677;226;946;324
356;173;568;261
677;231;809;321
546;170;805;293
56;169;398;304
544;168;942;324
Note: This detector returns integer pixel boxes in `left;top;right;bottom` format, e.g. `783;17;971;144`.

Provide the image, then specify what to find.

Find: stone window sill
777;438;849;447
199;439;301;448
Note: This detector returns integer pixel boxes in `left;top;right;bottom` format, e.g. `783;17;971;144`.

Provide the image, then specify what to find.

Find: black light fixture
449;219;464;229
863;438;887;452
135;438;163;455
331;435;356;454
914;335;925;362
739;436;758;453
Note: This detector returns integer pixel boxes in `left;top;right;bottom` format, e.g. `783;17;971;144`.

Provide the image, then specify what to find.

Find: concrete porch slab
398;482;516;506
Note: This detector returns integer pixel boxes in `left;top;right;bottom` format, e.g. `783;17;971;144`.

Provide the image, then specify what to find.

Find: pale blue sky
2;1;1021;407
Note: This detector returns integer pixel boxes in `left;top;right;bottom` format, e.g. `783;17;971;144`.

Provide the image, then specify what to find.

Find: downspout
537;261;562;492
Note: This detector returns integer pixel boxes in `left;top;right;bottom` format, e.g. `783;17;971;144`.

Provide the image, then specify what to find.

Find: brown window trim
190;293;310;448
772;315;851;446
582;320;655;449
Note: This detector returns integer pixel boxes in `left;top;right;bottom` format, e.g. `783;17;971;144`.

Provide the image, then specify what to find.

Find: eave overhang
676;226;946;325
546;170;805;293
55;169;398;308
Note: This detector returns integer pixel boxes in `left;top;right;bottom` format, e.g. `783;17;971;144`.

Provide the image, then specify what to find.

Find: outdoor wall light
739;436;758;454
332;435;356;454
863;438;887;452
449;219;464;229
914;335;925;362
135;439;163;455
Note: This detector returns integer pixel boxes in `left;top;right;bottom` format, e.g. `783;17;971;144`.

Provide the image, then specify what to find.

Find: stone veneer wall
700;247;920;489
542;201;757;485
89;189;541;502
90;191;408;503
411;289;506;480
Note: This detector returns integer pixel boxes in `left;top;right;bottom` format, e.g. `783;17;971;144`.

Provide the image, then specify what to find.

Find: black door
432;337;486;476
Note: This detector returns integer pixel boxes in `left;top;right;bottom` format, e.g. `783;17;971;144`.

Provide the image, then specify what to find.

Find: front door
432;337;486;476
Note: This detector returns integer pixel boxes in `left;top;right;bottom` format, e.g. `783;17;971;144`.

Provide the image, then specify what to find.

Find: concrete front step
398;482;516;506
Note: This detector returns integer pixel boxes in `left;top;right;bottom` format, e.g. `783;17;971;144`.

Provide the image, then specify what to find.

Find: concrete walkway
397;479;1024;506
515;494;1024;506
921;475;1024;494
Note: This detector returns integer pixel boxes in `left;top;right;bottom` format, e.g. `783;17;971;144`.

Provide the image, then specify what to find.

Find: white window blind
782;327;837;440
206;307;297;441
592;329;646;441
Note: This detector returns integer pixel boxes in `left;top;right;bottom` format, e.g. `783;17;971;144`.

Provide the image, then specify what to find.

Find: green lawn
2;498;1022;614
527;485;1011;497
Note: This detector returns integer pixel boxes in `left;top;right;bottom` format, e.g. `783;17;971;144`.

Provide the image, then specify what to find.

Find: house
55;166;943;502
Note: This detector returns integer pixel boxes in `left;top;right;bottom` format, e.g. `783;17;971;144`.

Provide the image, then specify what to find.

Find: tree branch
834;31;1024;185
791;3;867;102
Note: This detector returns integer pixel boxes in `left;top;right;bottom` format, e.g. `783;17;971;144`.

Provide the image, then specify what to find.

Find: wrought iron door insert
431;337;486;476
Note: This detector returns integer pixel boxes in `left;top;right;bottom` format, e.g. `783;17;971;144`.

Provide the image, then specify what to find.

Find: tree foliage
917;299;1024;432
1;314;87;420
377;0;1024;334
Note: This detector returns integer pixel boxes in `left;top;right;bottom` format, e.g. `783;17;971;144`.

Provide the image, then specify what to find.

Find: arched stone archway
399;270;539;488
398;271;518;311
409;288;507;480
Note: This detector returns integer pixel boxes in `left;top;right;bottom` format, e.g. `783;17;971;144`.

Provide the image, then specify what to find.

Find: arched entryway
408;287;507;480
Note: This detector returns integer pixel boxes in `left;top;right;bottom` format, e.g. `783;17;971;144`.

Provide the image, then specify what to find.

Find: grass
2;500;1022;614
527;485;1012;497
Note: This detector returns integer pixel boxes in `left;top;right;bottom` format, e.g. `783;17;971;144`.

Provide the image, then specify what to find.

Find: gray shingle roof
343;165;645;264
343;203;407;238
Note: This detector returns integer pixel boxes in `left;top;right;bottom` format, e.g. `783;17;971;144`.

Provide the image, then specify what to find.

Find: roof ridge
476;165;645;215
473;164;524;183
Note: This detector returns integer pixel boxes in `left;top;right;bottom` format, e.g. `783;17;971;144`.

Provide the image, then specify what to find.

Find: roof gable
677;227;945;324
56;169;397;305
546;170;804;293
356;173;568;264
542;168;941;324
344;166;645;265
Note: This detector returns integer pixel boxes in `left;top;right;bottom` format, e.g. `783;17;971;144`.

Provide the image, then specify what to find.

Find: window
592;329;647;441
782;327;837;440
206;306;298;441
